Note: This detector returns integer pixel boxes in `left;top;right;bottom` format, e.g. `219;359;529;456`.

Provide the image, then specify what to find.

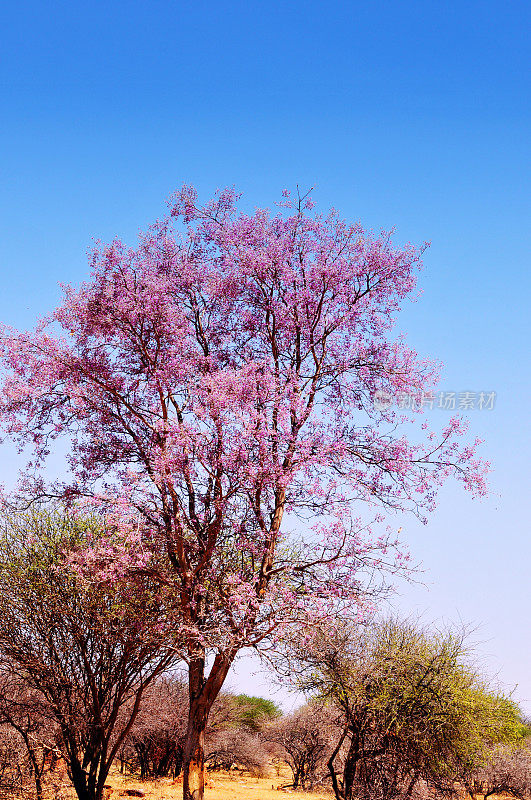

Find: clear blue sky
1;0;529;711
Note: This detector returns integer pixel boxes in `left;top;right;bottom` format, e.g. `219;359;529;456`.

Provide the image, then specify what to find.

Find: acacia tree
288;619;524;800
0;510;178;800
117;676;188;779
0;725;30;798
265;702;337;789
118;682;277;780
465;743;531;799
230;695;281;731
0;187;486;799
205;729;269;777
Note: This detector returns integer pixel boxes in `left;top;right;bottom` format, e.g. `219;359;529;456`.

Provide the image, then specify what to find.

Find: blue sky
1;0;530;711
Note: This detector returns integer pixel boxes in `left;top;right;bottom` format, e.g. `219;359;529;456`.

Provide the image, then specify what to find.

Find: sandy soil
104;772;520;800
105;769;332;800
35;769;513;800
104;771;514;800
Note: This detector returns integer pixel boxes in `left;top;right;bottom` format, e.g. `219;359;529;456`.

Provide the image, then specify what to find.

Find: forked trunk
68;755;109;800
182;651;234;800
342;731;361;800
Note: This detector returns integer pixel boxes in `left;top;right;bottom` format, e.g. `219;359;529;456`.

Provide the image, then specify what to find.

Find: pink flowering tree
0;188;486;800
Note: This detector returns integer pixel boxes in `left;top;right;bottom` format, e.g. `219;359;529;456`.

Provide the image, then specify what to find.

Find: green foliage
299;618;525;799
0;507;177;800
0;508;162;636
232;694;282;731
359;621;523;765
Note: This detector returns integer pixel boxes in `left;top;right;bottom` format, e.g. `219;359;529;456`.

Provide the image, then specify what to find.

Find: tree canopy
289;618;524;800
0;509;177;800
0;187;487;799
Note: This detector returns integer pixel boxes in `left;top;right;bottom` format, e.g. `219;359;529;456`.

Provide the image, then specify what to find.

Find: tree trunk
183;696;207;800
33;770;44;800
23;740;44;800
70;766;93;800
328;725;348;800
292;765;301;789
69;757;108;800
342;731;361;800
405;772;418;797
181;650;235;800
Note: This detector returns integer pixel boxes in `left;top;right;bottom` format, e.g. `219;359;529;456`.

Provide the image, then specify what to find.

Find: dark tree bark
182;652;234;800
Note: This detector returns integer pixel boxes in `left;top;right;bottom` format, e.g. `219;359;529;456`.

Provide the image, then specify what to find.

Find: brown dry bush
264;702;339;789
465;742;531;799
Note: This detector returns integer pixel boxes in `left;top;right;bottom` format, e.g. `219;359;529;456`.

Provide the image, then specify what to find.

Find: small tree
0;673;58;800
0;509;178;800
265;702;337;789
118;684;278;780
0;724;37;798
465;743;531;799
118;676;188;779
205;729;268;777
291;619;524;800
0;187;487;800
231;695;281;731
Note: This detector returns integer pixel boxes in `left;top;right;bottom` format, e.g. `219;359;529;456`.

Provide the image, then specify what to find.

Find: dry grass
105;768;332;800
103;771;516;800
16;769;513;800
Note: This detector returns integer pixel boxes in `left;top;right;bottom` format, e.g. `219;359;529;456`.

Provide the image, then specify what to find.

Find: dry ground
103;770;513;800
22;769;513;800
105;769;332;800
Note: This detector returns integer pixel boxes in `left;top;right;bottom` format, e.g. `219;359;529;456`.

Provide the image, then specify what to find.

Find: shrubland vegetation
0;511;527;800
0;510;178;800
282;619;529;800
0;188;524;800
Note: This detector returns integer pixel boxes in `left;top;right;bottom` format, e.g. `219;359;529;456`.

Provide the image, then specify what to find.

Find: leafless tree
264;702;337;789
205;728;269;777
465;743;531;799
117;676;188;779
204;692;280;778
118;679;276;781
0;725;32;798
0;671;59;800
